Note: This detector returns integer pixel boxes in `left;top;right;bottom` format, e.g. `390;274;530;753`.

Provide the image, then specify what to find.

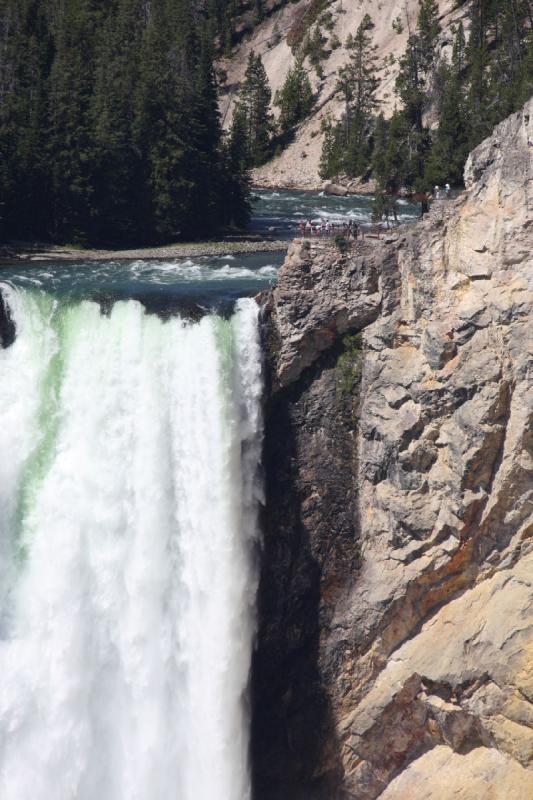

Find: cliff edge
254;98;533;798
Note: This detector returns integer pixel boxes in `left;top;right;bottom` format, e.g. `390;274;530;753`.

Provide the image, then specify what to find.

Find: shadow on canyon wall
252;334;362;799
0;290;16;348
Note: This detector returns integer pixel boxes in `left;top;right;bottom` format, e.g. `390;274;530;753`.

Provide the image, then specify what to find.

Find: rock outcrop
0;291;15;348
254;99;533;798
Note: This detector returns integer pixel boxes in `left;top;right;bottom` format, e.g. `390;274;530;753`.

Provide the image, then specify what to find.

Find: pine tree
318;118;343;180
371;113;388;188
187;23;229;234
0;0;52;240
382;111;411;193
391;0;441;190
488;0;531;116
341;14;380;176
90;0;145;244
396;0;441;129
303;24;328;79
274;57;313;133
417;0;441;76
516;26;533;106
233;51;273;167
223;102;251;228
320;13;379;179
372;188;398;227
342;14;380;119
47;0;103;243
424;22;470;187
466;0;495;148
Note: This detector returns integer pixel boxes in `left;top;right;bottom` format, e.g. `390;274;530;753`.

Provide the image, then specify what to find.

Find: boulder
323;182;349;197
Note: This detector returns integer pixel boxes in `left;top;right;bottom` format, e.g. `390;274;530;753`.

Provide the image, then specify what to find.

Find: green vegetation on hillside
231;51;274;167
319;13;379;180
0;0;250;246
320;0;533;195
274;57;314;133
2;0;531;245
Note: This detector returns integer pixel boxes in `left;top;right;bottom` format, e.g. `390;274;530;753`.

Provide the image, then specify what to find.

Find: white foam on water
128;259;277;284
0;288;263;800
258;266;278;277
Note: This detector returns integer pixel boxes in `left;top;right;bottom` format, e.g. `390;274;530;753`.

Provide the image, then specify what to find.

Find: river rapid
0;188;417;800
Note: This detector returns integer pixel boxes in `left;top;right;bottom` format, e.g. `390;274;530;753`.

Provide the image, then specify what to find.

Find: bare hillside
220;0;470;189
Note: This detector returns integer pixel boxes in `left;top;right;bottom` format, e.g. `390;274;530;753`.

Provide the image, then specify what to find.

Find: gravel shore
1;239;289;264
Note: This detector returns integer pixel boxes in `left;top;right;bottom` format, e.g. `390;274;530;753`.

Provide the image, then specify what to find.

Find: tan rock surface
221;0;469;189
379;746;533;800
257;99;533;798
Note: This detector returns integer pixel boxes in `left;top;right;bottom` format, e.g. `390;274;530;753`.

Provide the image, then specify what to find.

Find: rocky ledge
253;98;533;799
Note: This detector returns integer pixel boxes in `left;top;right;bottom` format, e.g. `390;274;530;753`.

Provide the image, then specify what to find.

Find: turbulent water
250;187;419;238
0;252;283;313
0;286;263;800
0;186;417;798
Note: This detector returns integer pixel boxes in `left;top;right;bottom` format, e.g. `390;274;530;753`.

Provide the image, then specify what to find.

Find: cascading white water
0;286;263;800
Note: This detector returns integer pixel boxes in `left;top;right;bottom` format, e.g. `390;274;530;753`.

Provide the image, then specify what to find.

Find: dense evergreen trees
274;57;314;133
0;0;250;245
424;21;471;187
320;0;533;195
319;14;379;180
393;0;440;188
231;51;273;167
2;0;532;245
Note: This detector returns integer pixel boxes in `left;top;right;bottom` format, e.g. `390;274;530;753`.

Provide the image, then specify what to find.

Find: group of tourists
433;183;452;200
298;218;364;240
297;183;454;238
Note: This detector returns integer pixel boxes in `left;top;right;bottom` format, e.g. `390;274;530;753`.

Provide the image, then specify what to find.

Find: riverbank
0;238;289;265
252;177;378;196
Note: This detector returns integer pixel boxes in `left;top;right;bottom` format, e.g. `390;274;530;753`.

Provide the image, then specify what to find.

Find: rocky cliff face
254;98;533;798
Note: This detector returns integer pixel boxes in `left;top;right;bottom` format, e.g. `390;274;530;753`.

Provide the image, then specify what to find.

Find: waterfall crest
0;288;263;800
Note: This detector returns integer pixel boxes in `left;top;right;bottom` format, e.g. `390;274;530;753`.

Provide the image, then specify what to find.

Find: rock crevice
254;99;533;799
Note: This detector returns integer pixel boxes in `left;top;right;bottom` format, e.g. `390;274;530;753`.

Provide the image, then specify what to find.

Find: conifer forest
0;0;250;245
0;0;532;246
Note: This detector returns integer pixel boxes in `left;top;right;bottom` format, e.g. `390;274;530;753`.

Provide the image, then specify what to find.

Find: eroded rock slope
254;98;533;798
222;0;469;189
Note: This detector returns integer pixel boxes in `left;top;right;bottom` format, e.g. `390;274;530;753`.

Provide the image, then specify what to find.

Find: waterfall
0;287;263;800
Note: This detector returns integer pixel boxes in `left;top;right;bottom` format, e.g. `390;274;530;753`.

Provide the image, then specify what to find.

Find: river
250;187;419;239
0;189;418;308
0;188;417;800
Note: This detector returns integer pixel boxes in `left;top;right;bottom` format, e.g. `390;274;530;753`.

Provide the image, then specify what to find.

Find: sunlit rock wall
255;98;533;799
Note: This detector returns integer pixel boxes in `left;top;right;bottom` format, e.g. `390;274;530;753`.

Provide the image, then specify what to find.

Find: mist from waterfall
0;287;263;800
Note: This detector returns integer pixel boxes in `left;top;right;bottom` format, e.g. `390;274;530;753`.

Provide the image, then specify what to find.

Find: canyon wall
221;0;469;189
254;98;533;798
